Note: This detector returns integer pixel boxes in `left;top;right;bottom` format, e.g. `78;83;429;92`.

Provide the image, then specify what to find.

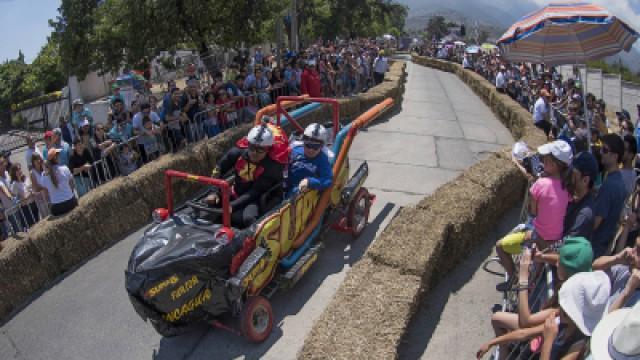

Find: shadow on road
398;206;521;360
153;202;395;360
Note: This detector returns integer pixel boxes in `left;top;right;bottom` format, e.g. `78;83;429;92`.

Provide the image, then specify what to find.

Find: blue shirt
244;74;269;91
71;108;94;129
287;145;332;195
592;171;626;258
108;123;133;143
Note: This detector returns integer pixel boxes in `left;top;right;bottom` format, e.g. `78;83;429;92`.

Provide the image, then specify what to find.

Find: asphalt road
0;60;513;360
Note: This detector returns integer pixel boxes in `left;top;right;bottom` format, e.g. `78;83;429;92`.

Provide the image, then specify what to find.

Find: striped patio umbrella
497;2;639;65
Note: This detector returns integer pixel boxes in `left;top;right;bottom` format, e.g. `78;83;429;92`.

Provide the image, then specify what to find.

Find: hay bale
359;92;387;115
337;98;361;122
367;206;451;277
373;82;399;100
299;258;421;360
366;175;489;276
414;175;496;259
463;153;527;218
27;176;150;273
0;238;57;319
28;200;110;273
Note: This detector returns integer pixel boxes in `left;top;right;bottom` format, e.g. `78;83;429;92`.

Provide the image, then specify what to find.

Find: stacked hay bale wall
299;56;547;359
0;62;407;322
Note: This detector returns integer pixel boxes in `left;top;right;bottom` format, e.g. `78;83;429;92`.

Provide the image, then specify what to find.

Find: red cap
44;131;54;138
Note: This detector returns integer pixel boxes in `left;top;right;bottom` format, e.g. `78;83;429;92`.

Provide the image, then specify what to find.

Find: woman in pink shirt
496;140;573;285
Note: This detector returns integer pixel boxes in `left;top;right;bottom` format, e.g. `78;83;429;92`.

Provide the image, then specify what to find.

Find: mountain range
398;0;640;72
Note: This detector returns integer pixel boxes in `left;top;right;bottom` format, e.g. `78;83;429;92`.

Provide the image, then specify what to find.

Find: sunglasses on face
304;142;323;150
248;145;268;154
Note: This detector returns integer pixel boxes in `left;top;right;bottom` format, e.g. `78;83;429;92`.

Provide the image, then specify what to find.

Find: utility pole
291;0;299;52
474;20;479;45
276;17;283;67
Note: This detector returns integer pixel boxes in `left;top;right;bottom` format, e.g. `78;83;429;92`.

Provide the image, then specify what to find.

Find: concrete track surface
1;59;513;360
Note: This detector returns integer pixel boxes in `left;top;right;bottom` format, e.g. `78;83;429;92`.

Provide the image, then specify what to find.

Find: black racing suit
211;147;283;227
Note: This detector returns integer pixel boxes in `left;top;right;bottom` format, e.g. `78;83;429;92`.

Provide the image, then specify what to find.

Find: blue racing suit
286;145;333;196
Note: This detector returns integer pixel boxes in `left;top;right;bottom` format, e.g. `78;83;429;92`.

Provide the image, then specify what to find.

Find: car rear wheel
240;296;273;343
347;188;371;239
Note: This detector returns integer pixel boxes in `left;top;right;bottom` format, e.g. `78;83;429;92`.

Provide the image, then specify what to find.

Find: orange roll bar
291;98;394;248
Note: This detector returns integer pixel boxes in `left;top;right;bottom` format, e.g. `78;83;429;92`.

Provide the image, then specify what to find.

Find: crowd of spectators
0;38;392;247
417;44;640;359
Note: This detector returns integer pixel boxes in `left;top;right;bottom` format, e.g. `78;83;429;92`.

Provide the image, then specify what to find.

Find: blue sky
0;0;60;63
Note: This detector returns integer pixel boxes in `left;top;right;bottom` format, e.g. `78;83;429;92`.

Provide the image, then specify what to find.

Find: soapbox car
125;96;394;342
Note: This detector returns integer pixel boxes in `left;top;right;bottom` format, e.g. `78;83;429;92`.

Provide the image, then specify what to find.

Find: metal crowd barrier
3;192;49;236
498;264;554;360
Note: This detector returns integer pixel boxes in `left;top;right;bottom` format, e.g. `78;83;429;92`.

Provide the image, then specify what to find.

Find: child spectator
477;271;610;360
489;240;593;358
118;142;139;176
9;163;39;228
164;88;187;151
29;153;49;218
137;117;161;162
0;167;15;238
91;124;118;180
216;90;237;130
496;140;573;290
108;115;133;144
69;138;95;197
204;106;220;138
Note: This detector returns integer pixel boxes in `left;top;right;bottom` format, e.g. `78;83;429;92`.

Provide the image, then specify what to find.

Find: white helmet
247;124;274;147
303;123;327;143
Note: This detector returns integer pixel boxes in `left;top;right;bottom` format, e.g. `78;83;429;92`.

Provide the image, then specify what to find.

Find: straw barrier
298;55;547;359
0;61;407;322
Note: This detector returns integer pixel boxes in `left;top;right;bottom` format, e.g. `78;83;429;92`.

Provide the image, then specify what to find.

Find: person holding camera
496;140;573;290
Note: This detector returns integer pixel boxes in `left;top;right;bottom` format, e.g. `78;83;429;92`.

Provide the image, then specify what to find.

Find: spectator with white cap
71;99;94;133
490;240;594;357
496;140;573;289
477;271;611;360
590;302;640;360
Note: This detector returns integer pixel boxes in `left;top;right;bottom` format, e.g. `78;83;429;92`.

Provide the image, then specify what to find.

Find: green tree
31;38;67;93
49;0;100;79
425;16;448;41
298;0;407;42
0;54;39;111
51;0;288;77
